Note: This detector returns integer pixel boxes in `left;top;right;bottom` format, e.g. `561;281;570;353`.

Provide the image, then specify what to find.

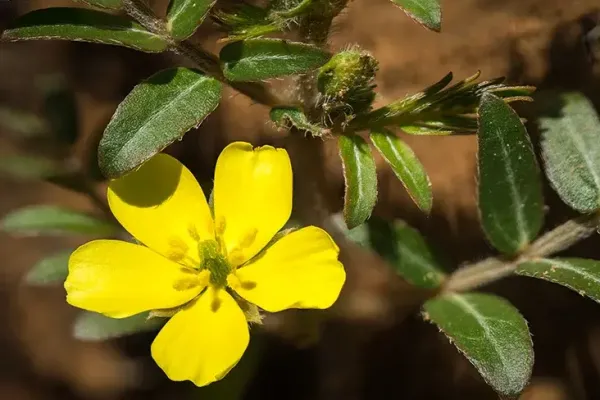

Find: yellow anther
238;228;258;249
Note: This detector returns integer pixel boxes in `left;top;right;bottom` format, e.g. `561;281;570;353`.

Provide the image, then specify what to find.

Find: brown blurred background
2;0;600;399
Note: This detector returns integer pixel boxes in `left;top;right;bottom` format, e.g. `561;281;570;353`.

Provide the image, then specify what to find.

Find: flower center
198;240;230;287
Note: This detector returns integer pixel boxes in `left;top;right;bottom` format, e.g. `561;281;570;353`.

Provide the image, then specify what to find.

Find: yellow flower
64;142;345;387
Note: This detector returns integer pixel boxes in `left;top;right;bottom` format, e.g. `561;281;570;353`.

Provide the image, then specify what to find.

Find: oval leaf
424;293;533;397
370;129;432;213
517;258;600;303
74;311;164;341
1;205;117;236
368;218;446;289
391;0;441;32
338;134;378;229
478;93;544;255
0;155;61;180
539;92;600;213
167;0;216;40
220;39;331;82
80;0;122;9
1;8;169;53
99;67;221;178
25;250;72;286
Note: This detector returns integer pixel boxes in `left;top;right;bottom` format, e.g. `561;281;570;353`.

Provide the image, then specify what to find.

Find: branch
444;213;600;292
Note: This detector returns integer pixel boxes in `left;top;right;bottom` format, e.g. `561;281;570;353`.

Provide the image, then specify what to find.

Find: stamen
198;240;230;288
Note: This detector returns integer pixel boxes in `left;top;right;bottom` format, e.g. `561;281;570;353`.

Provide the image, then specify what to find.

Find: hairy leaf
221;39;331;81
99;68;221;178
370;129;432;213
338;135;377;229
1;8;168;53
79;0;122;9
478;93;544;254
518;258;600;303
1;205;117;236
424;293;533;397
25;250;72;286
74;311;164;341
391;0;442;32
539;92;600;213
167;0;216;40
270;107;326;136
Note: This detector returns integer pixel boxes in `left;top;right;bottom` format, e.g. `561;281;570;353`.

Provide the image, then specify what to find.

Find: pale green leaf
391;0;441;32
25;250;72;286
478;93;544;255
1;8;169;53
424;293;533;397
0;155;61;180
99;67;221;178
370;129;432;213
167;0;216;40
338;134;377;229
220;39;331;81
74;311;164;341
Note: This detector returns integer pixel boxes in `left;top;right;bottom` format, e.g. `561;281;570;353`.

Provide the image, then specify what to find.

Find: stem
445;213;600;292
122;0;282;107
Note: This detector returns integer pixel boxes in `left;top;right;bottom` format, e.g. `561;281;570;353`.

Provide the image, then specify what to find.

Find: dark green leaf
370;129;432;213
74;311;164;341
517;258;600;303
25;250;72;286
368;218;445;288
424;293;533;397
220;39;331;82
80;0;123;9
539;92;600;213
1;205;117;236
99;67;221;178
41;76;79;144
270;107;326;136
1;8;169;53
391;0;441;32
167;0;216;40
338;134;377;229
0;155;61;180
477;93;544;254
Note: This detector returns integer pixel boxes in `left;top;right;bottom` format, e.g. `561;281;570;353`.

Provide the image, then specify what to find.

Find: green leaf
424;293;533;397
0;155;61;180
74;311;164;341
370;129;432;213
220;39;331;82
517;258;600;303
391;0;442;32
1;205;117;236
338;134;378;229
25;250;72;286
41;76;79;144
167;0;216;40
270;107;326;137
99;67;221;178
477;93;544;255
368;218;445;289
79;0;123;9
539;92;600;213
0;108;48;138
1;8;169;53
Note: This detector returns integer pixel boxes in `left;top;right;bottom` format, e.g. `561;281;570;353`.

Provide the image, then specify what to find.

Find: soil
1;0;600;399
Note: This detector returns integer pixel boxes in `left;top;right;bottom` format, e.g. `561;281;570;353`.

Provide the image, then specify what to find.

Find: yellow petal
151;287;249;387
65;240;207;318
229;226;345;313
108;153;213;267
214;142;292;266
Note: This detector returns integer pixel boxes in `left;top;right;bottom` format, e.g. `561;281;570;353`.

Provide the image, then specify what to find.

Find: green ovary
198;240;231;287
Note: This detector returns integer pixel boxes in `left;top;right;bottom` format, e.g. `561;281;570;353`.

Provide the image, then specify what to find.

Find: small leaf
0;155;61;180
539;92;600;213
477;93;544;255
74;311;164;341
517;258;600;303
424;293;533;397
368;218;445;289
370;129;432;213
338;134;378;229
99;67;221;178
25;250;72;286
0;108;48;138
80;0;122;9
270;107;327;136
220;39;331;82
391;0;442;32
1;205;117;236
1;8;169;53
167;0;216;40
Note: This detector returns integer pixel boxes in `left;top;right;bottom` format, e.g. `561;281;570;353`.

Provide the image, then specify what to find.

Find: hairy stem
445;213;600;292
